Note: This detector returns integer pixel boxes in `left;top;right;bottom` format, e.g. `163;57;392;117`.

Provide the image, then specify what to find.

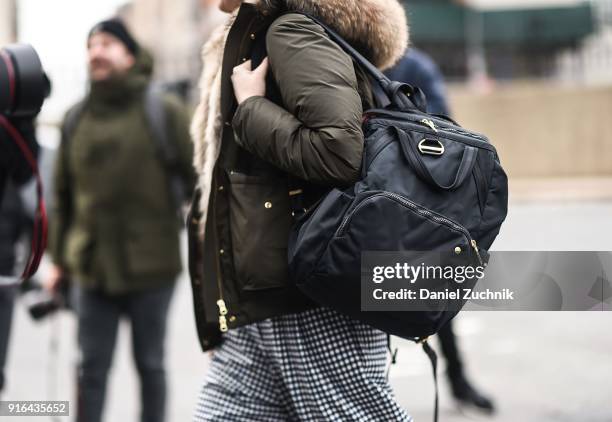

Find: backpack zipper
336;192;484;266
366;110;493;149
420;118;438;133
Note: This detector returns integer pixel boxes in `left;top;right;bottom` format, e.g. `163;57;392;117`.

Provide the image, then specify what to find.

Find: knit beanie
89;18;139;55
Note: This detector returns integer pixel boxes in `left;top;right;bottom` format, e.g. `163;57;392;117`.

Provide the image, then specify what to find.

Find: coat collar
257;0;409;70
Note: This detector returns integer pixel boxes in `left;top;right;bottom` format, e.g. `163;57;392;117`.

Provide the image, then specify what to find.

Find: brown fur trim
260;0;409;70
190;14;234;237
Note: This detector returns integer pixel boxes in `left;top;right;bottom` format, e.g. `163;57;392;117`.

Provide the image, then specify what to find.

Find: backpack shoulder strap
61;100;86;147
143;84;186;215
282;12;427;112
421;339;439;422
144;84;176;164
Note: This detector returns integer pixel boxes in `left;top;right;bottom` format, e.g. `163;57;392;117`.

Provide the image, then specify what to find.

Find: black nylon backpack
289;14;508;339
286;16;508;417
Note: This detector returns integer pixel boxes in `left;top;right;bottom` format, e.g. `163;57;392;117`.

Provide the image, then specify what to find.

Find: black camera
0;44;49;284
1;43;49;194
0;43;49;118
20;277;71;321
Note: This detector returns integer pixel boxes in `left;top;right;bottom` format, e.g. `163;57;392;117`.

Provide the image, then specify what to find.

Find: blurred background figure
386;48;495;414
0;184;23;397
44;18;193;422
1;37;46;399
386;49;452;117
0;176;36;398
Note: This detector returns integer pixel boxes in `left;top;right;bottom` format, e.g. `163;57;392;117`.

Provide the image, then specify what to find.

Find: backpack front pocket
334;190;483;266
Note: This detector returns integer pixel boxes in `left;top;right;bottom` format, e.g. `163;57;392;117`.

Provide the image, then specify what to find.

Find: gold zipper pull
421;118;438;133
217;299;228;316
217;299;229;332
471;240;485;267
219;316;228;332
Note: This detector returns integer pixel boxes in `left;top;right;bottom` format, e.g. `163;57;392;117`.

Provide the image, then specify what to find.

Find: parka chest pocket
227;171;292;292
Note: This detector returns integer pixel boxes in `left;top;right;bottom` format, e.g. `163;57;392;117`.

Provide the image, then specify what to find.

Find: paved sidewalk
3;200;612;421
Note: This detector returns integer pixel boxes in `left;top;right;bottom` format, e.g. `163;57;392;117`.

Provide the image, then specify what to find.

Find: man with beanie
45;18;194;422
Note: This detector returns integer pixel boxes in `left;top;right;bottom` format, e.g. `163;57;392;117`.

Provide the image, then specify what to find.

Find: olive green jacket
49;50;195;294
188;1;408;350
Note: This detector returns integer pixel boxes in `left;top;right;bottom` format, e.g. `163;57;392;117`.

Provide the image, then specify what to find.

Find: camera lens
0;44;49;117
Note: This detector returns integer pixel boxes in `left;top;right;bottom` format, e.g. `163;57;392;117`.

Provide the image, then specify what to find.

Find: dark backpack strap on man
61;101;86;147
143;84;187;217
62;85;187;217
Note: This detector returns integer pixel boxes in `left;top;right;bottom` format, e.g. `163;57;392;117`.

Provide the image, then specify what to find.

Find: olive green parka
188;0;409;350
49;50;194;294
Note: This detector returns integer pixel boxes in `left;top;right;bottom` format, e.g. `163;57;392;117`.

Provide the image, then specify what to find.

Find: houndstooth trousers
194;307;412;421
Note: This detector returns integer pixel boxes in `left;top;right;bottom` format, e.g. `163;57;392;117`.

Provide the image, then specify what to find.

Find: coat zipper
212;172;229;333
336;192;484;266
214;17;257;333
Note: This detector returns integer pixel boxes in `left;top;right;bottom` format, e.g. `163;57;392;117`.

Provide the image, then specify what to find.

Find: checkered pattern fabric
194;307;412;421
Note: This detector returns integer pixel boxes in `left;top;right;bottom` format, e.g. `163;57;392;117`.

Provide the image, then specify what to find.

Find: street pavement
3;199;612;421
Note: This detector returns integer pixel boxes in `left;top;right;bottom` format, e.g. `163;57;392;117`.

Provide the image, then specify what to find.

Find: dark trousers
73;284;174;422
438;320;464;378
0;287;15;393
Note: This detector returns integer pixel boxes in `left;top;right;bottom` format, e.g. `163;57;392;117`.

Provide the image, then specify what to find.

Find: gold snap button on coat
454;246;462;255
264;202;273;209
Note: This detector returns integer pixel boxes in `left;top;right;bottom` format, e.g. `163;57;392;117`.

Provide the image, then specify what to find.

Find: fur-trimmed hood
258;0;409;70
190;0;409;235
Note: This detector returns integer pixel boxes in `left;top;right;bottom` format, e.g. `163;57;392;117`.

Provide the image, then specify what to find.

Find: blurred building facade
0;0;17;44
404;0;596;82
119;0;227;101
115;0;612;179
6;0;609;181
399;0;612;180
558;0;612;84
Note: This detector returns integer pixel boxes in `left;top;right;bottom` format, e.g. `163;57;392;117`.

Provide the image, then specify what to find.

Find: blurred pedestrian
45;18;194;422
385;48;451;117
0;117;39;209
386;49;496;414
0;184;27;397
0;117;39;397
187;0;410;420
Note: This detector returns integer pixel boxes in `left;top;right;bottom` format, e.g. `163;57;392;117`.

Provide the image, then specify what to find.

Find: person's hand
231;58;269;105
44;265;65;293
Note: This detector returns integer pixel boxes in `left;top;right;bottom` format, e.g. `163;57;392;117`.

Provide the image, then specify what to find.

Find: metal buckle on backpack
418;139;445;156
